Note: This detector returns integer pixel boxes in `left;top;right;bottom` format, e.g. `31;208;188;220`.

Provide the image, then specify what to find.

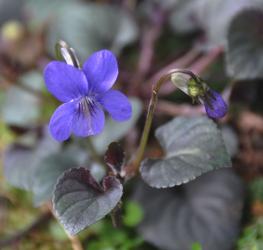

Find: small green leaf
191;242;202;250
140;116;231;188
226;9;263;80
123;201;144;227
53;168;123;235
238;217;263;250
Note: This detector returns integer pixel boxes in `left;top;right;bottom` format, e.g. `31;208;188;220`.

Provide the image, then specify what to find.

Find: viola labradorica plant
44;49;132;141
12;40;230;238
171;71;227;119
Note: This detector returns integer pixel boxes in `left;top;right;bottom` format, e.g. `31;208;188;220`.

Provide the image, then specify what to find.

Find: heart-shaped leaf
133;168;245;250
53;168;123;235
105;142;125;175
140;116;231;188
226;9;263;80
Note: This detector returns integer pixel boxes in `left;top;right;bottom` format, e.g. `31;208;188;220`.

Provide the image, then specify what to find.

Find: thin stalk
126;69;195;176
129;87;159;173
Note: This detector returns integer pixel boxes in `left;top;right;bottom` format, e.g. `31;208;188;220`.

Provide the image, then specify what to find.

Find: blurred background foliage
0;0;263;250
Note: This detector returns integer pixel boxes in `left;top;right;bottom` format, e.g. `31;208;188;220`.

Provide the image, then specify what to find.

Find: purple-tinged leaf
134;168;245;250
104;142;125;175
140;116;231;188
53;168;123;235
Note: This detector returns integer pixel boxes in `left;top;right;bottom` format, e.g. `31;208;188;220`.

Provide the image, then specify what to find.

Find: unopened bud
199;89;228;119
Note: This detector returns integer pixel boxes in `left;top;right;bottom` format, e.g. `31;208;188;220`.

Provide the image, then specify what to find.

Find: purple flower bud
200;89;228;119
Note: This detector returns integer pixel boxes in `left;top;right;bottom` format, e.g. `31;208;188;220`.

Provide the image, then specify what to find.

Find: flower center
78;96;96;116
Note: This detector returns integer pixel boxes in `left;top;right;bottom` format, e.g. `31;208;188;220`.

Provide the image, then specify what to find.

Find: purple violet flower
200;89;228;119
44;50;132;141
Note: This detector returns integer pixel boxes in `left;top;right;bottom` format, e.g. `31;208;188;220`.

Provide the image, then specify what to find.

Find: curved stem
126;69;195;177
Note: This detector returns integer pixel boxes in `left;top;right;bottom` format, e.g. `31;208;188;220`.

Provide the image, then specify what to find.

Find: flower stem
126;69;196;177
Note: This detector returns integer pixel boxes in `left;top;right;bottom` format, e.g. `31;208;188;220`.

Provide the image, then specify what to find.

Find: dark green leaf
24;0;75;26
169;0;261;49
221;126;239;157
140;116;231;188
3;127;60;191
47;3;138;61
53;168;123;235
226;9;263;80
134;169;245;250
1;71;43;127
3;128;96;206
0;0;23;24
32;146;88;206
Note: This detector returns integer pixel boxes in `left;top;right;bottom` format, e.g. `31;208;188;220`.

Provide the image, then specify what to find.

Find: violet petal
83;50;118;94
